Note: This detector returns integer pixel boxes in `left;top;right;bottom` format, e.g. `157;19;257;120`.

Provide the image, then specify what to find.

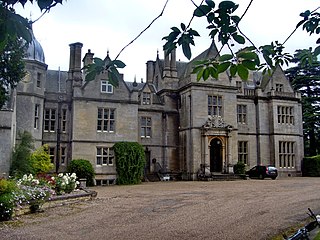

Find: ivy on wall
113;142;145;185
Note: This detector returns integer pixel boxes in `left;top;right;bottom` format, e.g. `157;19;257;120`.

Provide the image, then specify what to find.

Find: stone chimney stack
68;42;83;87
163;50;170;77
146;60;154;83
170;48;177;77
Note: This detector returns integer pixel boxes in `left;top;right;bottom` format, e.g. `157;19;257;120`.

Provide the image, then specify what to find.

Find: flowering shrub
15;174;54;213
54;173;79;195
0;173;79;221
0;179;17;221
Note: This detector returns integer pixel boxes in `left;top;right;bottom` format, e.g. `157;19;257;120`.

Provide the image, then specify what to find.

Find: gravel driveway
1;177;320;240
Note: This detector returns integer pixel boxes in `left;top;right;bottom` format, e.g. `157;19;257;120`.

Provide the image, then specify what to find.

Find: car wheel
259;174;264;180
271;177;277;180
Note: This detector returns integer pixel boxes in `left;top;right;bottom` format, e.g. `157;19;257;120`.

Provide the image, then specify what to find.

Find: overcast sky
16;0;320;82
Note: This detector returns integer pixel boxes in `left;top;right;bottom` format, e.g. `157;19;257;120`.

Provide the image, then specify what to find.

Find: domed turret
25;25;45;63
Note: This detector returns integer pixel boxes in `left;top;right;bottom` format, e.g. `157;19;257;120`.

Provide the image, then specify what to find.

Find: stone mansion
0;32;304;183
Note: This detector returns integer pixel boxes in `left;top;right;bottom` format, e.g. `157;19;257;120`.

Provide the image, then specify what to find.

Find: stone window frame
34;104;40;129
60;146;66;165
48;146;55;164
140;116;152;138
238;141;248;165
142;92;151;105
277;106;294;125
237;104;247;124
275;83;284;92
97;108;115;133
208;95;223;117
236;81;242;93
96;147;114;166
279;141;295;168
61;109;67;133
101;80;113;94
44;108;56;132
36;72;41;88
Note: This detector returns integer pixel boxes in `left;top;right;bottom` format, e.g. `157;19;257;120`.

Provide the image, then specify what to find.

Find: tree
10;131;34;177
29;144;54;174
0;37;26;108
285;49;320;156
0;0;63;108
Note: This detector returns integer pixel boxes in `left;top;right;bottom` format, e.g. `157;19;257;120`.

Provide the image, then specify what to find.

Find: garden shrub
113;142;145;185
10;131;34;177
302;156;320;177
233;162;246;175
30;145;54;175
0;179;18;221
67;159;95;186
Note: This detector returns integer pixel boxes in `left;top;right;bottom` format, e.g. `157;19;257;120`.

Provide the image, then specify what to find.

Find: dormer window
275;83;283;92
142;92;151;105
101;80;113;93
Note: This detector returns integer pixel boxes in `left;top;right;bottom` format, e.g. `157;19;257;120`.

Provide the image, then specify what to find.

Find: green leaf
230;64;237;77
85;70;97;82
182;42;192;60
263;54;273;67
203;67;210;80
112;60;126;68
314;46;320;56
205;0;215;8
171;27;181;33
237;64;249;80
194;5;211;17
231;15;240;24
37;0;54;10
196;68;205;81
232;34;245;44
217;62;231;73
219;54;233;61
181;23;186;31
237;51;257;60
242;60;256;70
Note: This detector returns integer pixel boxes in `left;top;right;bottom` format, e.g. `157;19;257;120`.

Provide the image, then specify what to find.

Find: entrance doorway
210;138;222;172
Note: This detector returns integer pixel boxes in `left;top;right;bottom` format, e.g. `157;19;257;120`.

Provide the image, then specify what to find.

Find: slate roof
46;70;68;93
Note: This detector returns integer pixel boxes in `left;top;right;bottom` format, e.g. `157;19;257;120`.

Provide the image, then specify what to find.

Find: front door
210;138;222;172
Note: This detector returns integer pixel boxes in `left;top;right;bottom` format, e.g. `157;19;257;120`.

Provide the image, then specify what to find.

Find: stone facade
0;35;304;182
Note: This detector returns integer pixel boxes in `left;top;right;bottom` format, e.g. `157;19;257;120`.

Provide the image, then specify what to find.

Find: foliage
161;0;318;82
67;159;95;187
54;173;78;195
0;179;18;221
83;58;126;87
10;131;35;177
29;144;54;175
0;0;63;106
0;37;26;108
113;142;145;185
15;174;54;213
285;49;320;156
302;156;320;177
233;161;246;174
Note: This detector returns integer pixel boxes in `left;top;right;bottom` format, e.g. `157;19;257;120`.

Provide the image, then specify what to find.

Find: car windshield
268;167;277;171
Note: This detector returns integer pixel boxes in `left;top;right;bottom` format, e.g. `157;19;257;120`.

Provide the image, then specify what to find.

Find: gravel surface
1;177;320;240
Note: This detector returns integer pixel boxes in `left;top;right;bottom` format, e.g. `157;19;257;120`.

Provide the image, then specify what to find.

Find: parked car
246;165;278;180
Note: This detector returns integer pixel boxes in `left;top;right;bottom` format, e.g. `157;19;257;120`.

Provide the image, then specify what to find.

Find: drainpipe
189;94;193;180
254;95;261;165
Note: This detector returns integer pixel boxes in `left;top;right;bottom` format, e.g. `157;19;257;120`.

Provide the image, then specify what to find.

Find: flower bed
0;173;89;221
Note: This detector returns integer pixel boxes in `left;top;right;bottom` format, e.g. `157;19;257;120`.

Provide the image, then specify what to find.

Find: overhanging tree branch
115;0;170;60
